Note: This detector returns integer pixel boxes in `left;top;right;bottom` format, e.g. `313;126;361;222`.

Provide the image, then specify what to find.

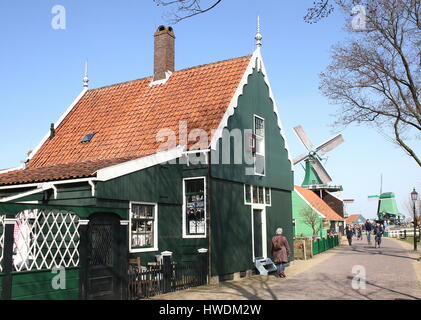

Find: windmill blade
293;125;314;151
315;134;344;155
312;157;332;184
293;153;309;165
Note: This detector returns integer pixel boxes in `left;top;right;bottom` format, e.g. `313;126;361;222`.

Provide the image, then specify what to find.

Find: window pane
265;187;271;204
245;185;251;203
255;154;265;175
185;179;206;235
256;137;264;154
131;204;155;249
252;185;258;203
258;187;264;204
254;117;264;137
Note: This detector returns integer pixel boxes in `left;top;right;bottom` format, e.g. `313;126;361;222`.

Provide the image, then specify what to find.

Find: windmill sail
311;157;332;184
293;125;314;151
315;134;344;155
293;153;309;165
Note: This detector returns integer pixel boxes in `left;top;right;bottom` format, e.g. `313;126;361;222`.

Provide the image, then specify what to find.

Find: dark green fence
312;235;339;256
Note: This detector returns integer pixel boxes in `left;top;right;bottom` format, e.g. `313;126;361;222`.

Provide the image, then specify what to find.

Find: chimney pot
154;25;175;81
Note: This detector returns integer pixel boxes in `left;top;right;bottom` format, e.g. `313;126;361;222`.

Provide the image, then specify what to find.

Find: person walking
271;228;290;278
357;225;363;240
373;223;384;248
345;225;353;246
365;219;373;244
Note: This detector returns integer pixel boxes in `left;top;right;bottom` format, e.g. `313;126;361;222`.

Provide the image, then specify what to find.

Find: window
265;187;271;205
130;202;158;252
254;116;265;175
244;184;271;206
81;132;96;143
252;185;258;203
183;178;206;238
245;185;252;204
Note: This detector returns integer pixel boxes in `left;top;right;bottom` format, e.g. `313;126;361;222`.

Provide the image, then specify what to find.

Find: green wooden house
0;25;293;299
293;186;344;239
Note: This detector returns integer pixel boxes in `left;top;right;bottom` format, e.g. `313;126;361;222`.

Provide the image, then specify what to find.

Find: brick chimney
154;25;175;81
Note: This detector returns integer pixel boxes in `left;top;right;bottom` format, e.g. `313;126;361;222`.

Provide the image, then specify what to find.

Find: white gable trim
0;165;25;175
96;146;184;181
209;48;293;170
26;88;89;163
295;188;327;219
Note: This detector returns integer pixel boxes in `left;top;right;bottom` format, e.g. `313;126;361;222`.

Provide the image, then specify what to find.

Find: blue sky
0;0;419;218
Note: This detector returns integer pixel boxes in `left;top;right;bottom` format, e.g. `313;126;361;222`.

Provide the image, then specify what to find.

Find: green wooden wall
211;67;293;190
210;66;294;276
11;268;79;300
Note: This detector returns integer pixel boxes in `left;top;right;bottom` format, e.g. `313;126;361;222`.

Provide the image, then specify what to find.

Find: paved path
152;238;421;300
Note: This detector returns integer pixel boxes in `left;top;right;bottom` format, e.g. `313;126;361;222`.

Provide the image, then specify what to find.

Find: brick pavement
151;237;421;300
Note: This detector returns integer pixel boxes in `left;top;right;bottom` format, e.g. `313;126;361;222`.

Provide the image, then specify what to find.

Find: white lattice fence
13;209;80;272
0;215;4;272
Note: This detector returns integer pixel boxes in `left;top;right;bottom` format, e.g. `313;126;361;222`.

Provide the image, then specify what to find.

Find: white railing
387;228;420;239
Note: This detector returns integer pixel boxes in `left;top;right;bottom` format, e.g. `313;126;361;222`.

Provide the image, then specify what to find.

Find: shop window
184;178;206;237
130;202;157;252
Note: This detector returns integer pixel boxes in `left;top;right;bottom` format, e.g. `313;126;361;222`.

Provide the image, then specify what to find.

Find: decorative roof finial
83;60;89;88
255;16;262;48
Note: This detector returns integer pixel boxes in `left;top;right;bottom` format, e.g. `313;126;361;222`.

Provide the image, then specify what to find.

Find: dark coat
271;235;290;263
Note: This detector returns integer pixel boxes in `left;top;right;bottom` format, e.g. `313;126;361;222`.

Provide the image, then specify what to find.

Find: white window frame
182;176;207;239
244;184;271;207
129;201;159;253
253;115;266;176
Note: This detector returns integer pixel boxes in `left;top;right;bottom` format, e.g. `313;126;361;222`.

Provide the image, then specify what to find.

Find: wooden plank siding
11;268;79;300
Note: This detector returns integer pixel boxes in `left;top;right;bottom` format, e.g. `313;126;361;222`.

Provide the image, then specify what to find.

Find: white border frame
182;176;207;239
129;201;159;253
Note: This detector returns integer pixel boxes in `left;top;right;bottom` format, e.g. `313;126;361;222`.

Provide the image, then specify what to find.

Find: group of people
345;219;385;248
270;219;386;279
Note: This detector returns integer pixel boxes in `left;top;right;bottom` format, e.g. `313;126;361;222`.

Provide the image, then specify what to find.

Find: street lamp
411;188;418;251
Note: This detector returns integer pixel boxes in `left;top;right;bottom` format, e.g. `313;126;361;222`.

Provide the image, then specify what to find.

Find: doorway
252;208;266;260
86;213;124;300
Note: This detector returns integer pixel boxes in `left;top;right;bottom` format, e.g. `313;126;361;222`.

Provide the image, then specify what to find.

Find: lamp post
411;188;418;251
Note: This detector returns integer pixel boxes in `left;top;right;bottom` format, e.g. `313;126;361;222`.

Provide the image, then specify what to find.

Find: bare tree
304;0;336;23
301;207;323;238
320;0;421;167
154;0;338;24
153;0;223;23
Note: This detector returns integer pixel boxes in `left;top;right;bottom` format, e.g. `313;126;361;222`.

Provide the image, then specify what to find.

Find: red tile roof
0;55;251;186
346;214;362;224
295;186;344;221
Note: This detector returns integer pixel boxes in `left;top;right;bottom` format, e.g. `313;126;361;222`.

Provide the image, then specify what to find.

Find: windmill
368;175;403;224
293;125;344;189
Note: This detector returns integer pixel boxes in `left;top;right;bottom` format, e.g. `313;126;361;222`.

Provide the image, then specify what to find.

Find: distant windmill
293;125;345;187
